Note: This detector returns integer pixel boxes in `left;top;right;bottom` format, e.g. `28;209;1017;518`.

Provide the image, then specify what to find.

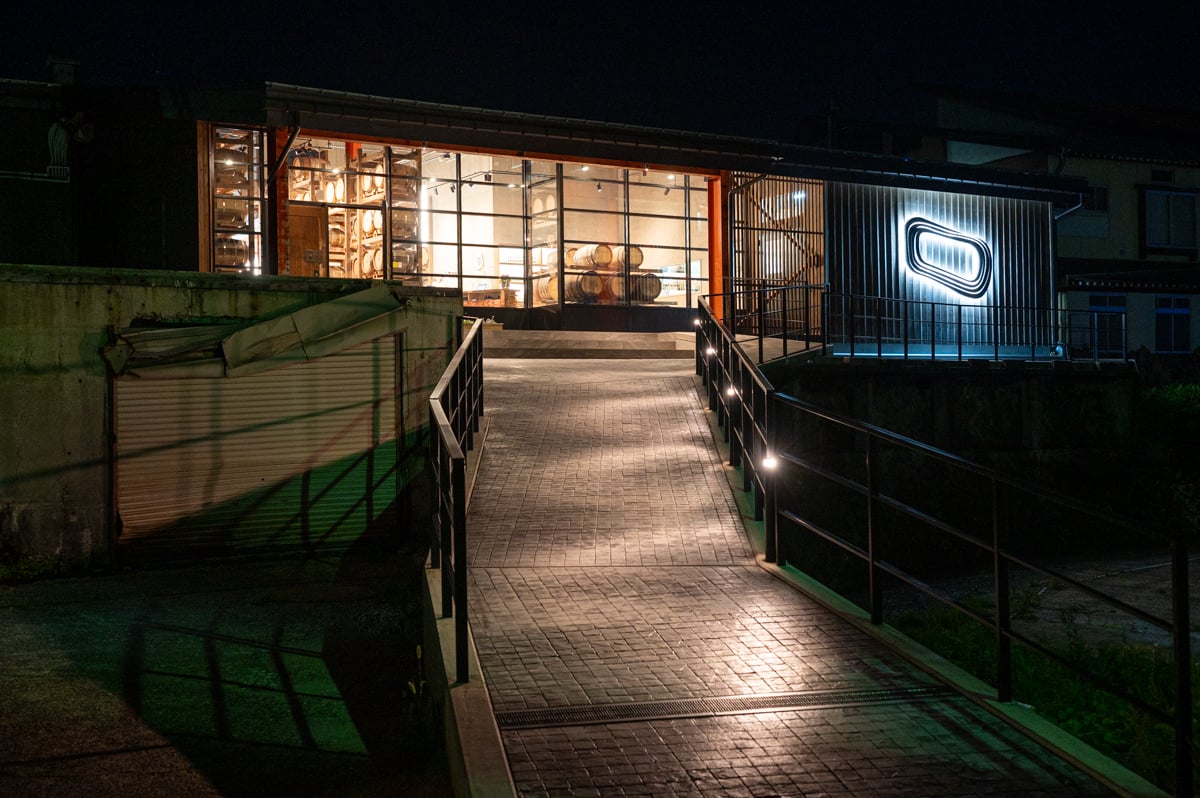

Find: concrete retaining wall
0;264;461;565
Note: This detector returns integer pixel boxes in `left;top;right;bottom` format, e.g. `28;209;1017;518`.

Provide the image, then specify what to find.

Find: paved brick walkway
467;359;1117;797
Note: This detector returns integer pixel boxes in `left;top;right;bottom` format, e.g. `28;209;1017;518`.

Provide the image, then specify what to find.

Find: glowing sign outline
904;217;993;299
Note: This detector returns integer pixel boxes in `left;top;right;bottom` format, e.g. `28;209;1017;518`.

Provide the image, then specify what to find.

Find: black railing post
1171;532;1193;798
866;434;882;625
782;287;790;359
849;296;857;358
728;363;743;469
957;304;963;362
875;297;883;358
429;406;443;571
993;478;1012;702
902;300;909;360
758;287;766;364
993;305;1000;361
765;390;779;564
453;455;469;683
930;302;937;360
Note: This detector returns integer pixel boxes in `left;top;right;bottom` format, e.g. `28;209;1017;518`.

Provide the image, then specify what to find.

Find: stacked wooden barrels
535;243;661;303
608;271;663;303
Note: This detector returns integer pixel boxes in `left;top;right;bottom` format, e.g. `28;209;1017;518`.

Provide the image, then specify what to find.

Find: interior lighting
581;165;589;172
485;172;492;183
725;385;737;397
705;346;716;356
762;454;778;470
596;182;602;192
793;190;807;201
693;318;702;327
450;184;456;193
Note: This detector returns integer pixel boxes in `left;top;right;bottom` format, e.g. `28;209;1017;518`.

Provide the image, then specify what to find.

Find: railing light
705;346;716;356
725;385;737;397
693;317;702;327
762;454;778;470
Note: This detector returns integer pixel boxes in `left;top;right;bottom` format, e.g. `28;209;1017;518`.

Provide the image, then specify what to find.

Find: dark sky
4;2;1197;141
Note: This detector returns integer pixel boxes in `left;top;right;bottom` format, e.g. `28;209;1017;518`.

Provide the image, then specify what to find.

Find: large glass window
263;139;711;307
210;126;267;274
1155;296;1191;353
1089;293;1126;357
1144;188;1198;254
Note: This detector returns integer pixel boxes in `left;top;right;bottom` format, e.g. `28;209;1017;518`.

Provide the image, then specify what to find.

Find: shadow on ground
0;539;450;797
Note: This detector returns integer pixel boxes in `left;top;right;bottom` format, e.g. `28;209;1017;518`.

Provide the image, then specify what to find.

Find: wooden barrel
563;271;603;301
564;246;578;266
611;245;644;269
609;273;632;301
534;274;559;303
636;271;663;302
214;236;248;268
573;243;612;268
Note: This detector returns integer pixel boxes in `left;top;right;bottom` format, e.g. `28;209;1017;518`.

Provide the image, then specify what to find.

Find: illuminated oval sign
904;218;993;298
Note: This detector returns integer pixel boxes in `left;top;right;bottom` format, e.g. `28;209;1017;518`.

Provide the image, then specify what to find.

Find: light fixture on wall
449;184;456;193
485;172;492;183
596;182;602;192
441;152;451;161
642;164;648;176
663;187;670;196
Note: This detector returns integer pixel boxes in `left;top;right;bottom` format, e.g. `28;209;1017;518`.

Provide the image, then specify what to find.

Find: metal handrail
428;316;485;684
716;284;1130;364
697;290;1192;795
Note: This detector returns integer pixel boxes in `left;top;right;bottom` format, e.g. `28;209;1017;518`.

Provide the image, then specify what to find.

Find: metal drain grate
495;685;956;730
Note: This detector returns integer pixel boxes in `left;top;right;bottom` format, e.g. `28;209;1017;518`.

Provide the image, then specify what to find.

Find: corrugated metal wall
825;182;1053;352
116;337;399;554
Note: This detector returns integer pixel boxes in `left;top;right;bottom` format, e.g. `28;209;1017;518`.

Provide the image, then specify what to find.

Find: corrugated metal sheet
825;182;1053;353
116;337;398;554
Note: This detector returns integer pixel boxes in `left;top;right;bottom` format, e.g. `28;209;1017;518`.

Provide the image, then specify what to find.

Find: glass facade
247;136;711;309
210;127;267;274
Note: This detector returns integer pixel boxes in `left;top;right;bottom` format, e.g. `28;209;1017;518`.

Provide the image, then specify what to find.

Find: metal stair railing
429;316;485;684
696;291;1192;796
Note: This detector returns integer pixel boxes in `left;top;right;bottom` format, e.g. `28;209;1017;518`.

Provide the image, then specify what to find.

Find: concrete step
482;329;695;358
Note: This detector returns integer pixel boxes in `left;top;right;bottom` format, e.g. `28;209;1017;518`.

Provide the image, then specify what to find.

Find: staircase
481;328;694;358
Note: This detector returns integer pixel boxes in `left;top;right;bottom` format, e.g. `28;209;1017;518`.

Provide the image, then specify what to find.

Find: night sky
4;2;1197;141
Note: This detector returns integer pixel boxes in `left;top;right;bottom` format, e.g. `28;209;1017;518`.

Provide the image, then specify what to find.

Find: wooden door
288;204;328;277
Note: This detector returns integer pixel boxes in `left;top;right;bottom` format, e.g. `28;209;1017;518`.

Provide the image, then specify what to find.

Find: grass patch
0;553;63;584
894;601;1199;794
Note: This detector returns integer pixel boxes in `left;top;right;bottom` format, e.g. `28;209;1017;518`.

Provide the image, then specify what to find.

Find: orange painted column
707;174;725;318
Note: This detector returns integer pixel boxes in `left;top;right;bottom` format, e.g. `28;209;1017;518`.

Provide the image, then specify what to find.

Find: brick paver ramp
468;359;1116;797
